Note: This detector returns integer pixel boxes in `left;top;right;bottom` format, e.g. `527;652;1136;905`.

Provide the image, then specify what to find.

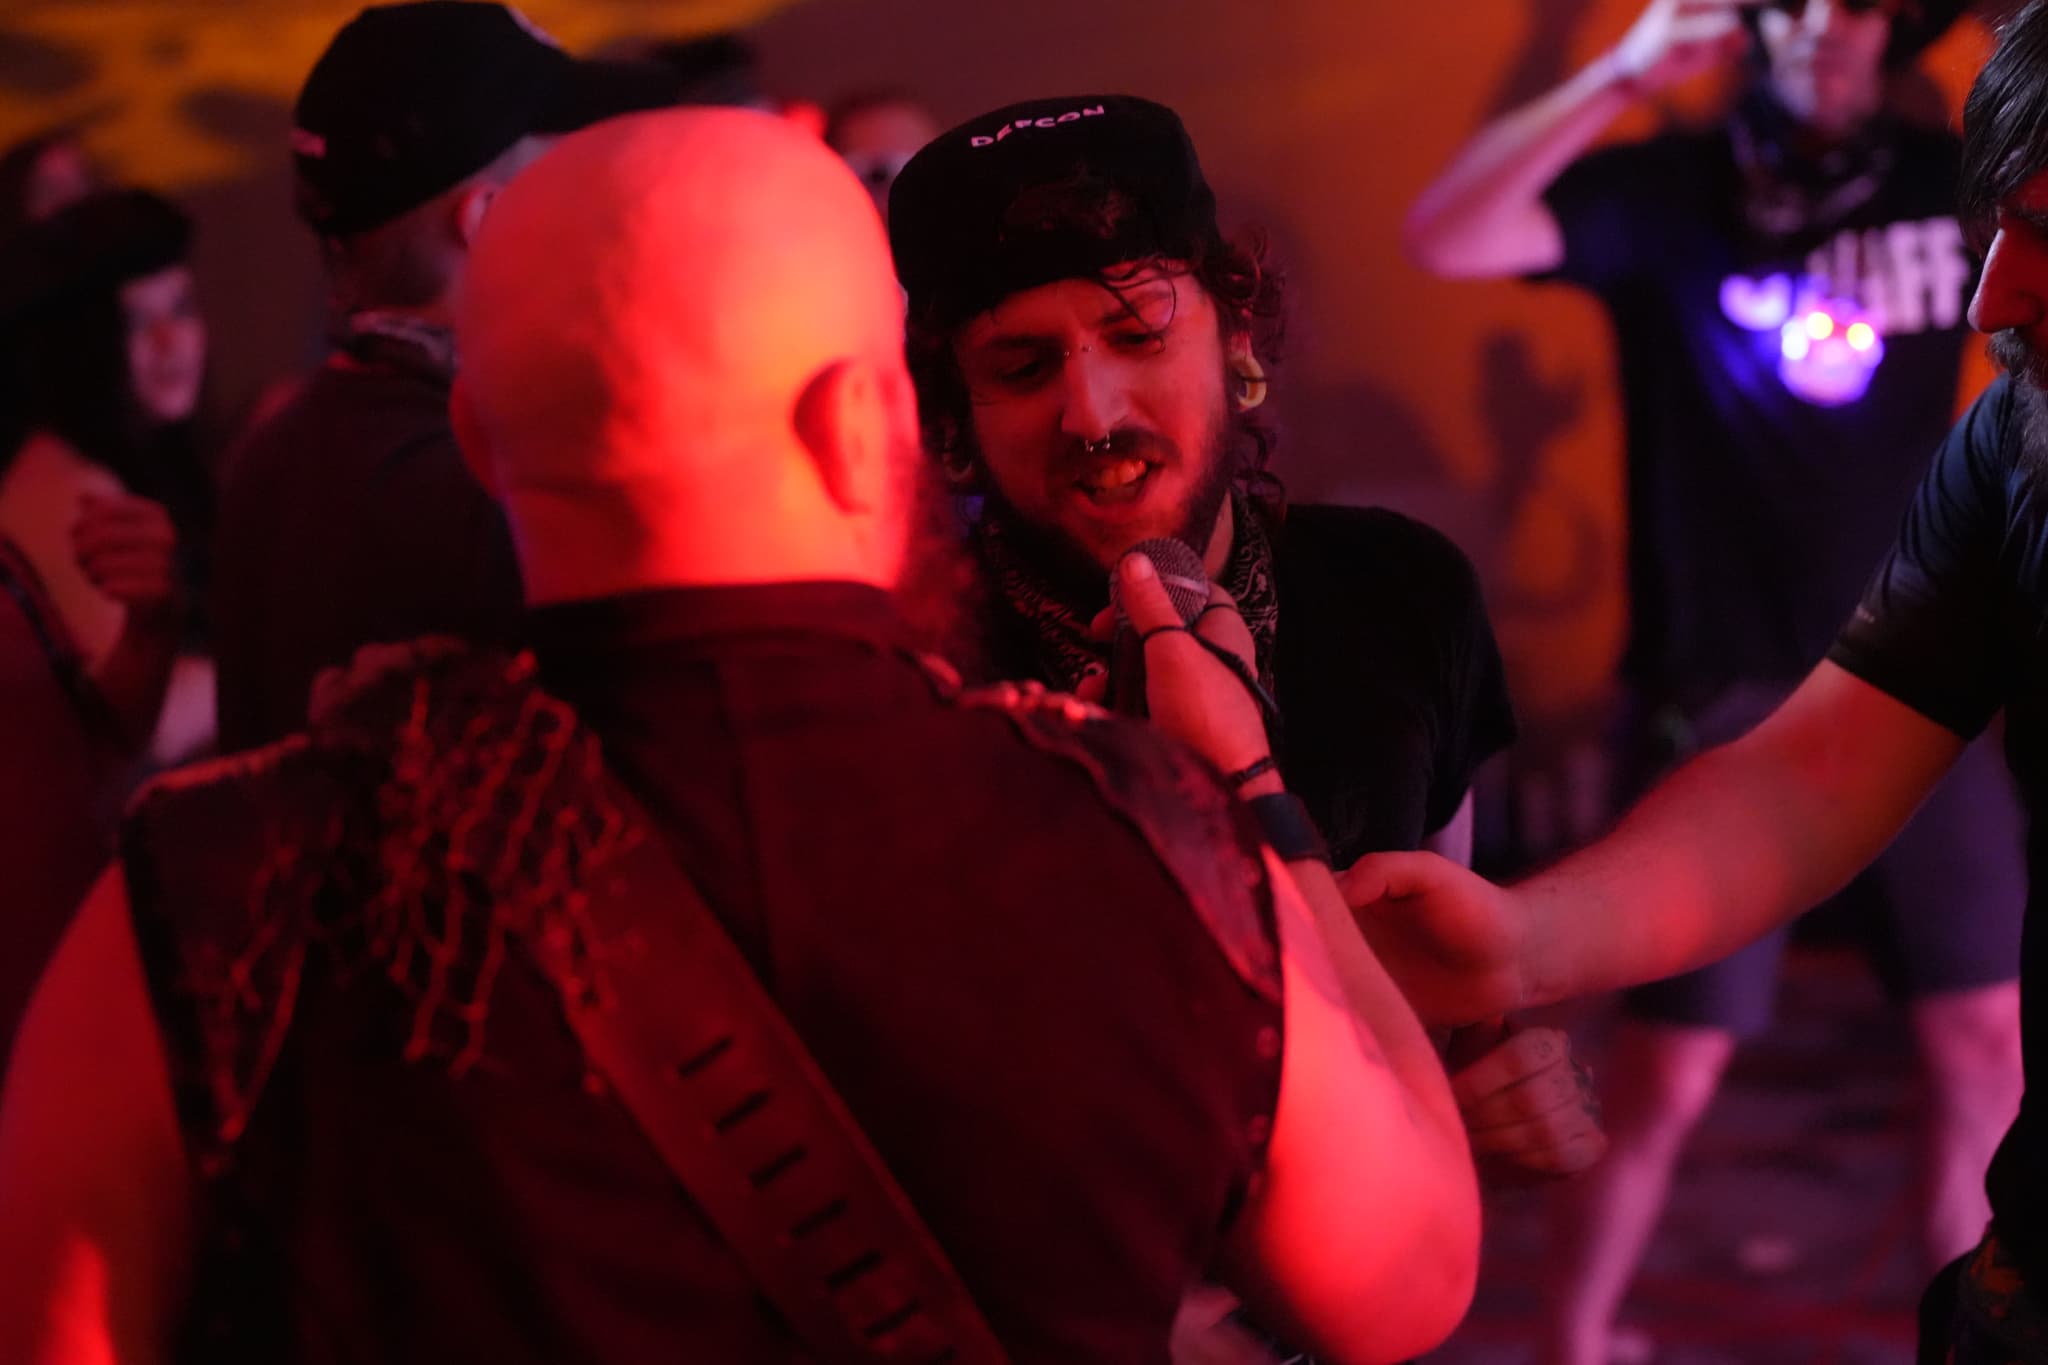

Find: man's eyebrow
1097;284;1176;327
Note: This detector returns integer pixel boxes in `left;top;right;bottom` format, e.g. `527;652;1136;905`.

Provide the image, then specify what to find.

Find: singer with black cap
888;93;1602;1354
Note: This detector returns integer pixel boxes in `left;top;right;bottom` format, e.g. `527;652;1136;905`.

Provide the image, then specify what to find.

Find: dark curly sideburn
905;225;1289;522
1960;0;2048;253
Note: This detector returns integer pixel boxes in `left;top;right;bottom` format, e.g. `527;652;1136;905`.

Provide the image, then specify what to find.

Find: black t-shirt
975;504;1516;866
1829;375;2048;1276
1270;505;1518;865
126;584;1285;1365
1545;122;1975;694
211;348;523;751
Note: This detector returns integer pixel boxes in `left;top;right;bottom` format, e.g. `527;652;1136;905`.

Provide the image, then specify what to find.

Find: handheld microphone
1106;537;1211;716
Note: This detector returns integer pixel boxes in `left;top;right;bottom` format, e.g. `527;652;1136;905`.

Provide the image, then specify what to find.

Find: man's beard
1989;329;2048;477
891;439;982;657
979;402;1238;615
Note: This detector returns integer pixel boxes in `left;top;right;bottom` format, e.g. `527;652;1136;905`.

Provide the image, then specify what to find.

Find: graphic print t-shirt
1543;121;1975;694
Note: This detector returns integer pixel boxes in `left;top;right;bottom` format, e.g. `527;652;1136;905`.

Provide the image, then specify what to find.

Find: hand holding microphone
1080;541;1277;789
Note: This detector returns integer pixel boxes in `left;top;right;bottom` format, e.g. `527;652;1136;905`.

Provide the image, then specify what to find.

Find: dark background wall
0;0;1999;729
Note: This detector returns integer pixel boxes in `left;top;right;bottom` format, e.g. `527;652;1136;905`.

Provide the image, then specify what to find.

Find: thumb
1115;550;1190;636
1336;850;1443;908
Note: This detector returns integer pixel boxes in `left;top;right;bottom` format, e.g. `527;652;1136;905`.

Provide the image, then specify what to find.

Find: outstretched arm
1344;661;1965;1024
1403;0;1753;279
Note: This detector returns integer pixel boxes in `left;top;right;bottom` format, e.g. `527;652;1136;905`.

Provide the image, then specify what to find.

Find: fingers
1192;584;1257;671
1086;603;1116;643
1472;1116;1609;1177
1113;551;1190;636
73;495;180;612
76;551;174;589
1335;849;1444;908
73;495;175;561
1073;664;1108;705
1451;1026;1576;1119
1455;1026;1608;1177
1668;12;1749;43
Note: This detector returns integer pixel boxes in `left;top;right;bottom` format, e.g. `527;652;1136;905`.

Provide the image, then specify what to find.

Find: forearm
1516;698;1955;1006
1283;850;1469;1159
1403;51;1637;278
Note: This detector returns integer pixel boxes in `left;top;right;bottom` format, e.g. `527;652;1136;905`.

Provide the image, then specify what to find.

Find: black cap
292;2;682;237
888;94;1222;330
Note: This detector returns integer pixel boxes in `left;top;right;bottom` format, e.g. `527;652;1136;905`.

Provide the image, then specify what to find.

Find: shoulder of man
221;356;450;491
124;639;546;861
1559;124;1723;191
123;639;645;1155
1958;373;2027;485
928;662;1282;1004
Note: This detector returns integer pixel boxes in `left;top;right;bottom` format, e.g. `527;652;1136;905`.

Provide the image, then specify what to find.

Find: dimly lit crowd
4;1;2048;1362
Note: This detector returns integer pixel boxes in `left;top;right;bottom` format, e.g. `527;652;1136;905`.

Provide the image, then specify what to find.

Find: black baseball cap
292;2;682;237
888;94;1224;330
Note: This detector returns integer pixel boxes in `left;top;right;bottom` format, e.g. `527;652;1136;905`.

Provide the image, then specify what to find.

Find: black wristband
1245;792;1330;866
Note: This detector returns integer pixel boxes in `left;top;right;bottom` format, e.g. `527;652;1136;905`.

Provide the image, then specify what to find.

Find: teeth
1079;459;1147;492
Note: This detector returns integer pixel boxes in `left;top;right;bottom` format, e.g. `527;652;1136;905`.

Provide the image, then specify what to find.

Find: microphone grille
1110;536;1210;626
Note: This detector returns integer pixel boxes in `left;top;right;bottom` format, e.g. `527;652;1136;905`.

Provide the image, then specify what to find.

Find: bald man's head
455;107;919;599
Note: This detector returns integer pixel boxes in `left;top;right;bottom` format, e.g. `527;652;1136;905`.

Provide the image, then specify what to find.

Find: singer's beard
1989;329;2048;479
979;403;1238;617
891;445;982;659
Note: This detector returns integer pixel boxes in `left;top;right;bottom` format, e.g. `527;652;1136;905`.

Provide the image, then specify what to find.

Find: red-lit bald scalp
455;107;918;603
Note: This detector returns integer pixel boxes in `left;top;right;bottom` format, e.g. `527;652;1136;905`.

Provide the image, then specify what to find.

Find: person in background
0;188;214;767
210;1;678;752
1406;1;2020;1357
827;90;941;217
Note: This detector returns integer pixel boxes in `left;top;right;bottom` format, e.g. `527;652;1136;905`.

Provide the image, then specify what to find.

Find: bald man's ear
448;378;502;499
793;358;895;516
453;181;499;250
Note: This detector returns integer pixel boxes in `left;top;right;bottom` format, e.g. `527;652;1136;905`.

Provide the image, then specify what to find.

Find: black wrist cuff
1245;792;1330;866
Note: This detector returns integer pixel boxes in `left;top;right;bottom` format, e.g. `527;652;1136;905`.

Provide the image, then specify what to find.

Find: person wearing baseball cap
211;2;680;752
889;94;1596;1357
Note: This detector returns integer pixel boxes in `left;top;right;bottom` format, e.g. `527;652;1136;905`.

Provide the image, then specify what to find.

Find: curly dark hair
904;224;1289;520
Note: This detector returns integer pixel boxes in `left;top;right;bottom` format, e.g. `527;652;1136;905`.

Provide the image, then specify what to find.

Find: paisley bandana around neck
977;488;1281;694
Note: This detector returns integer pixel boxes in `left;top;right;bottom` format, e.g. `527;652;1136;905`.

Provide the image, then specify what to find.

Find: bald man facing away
0;110;1476;1365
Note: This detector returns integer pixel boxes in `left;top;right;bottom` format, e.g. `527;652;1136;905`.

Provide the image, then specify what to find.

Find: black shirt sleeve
1274;506;1518;850
1827;377;2023;739
1415;524;1519;833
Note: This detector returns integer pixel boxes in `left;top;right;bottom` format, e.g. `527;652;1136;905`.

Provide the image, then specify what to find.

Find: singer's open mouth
1073;459;1157;505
